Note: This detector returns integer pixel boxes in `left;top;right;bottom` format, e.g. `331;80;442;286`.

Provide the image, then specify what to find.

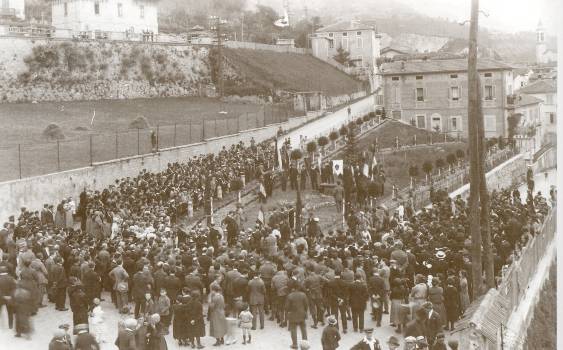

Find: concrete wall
0;94;375;222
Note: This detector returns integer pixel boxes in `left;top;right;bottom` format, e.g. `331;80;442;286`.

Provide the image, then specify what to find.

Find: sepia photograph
0;0;559;349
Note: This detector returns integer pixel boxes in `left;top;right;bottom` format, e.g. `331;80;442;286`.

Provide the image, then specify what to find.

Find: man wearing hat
74;324;100;350
321;316;340;350
350;328;382;350
116;318;137;350
48;329;72;350
416;336;429;349
404;336;417;350
405;307;427;339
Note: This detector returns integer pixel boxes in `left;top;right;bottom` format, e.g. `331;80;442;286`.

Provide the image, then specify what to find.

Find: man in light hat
416;336;429;349
321;315;340;350
350;328;382;350
404;336;417;350
423;301;442;346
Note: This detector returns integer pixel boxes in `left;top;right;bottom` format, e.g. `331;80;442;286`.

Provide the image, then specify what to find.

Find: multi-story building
310;20;380;90
379;58;513;138
0;0;24;20
516;79;557;145
52;0;158;40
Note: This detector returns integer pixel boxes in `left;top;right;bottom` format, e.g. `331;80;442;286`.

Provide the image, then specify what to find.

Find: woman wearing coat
55;201;66;229
389;278;407;333
208;284;227;346
187;291;205;349
458;270;470;314
444;278;460;331
428;278;447;327
172;296;190;346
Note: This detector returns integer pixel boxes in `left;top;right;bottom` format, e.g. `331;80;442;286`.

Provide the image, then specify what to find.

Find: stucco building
0;0;24;20
51;0;158;40
379;58;514;138
516;79;557;145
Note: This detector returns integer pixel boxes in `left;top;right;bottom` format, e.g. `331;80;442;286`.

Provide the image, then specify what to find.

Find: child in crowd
238;303;254;345
90;298;106;343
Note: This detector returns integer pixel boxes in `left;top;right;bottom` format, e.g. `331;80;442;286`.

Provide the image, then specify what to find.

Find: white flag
332;160;344;176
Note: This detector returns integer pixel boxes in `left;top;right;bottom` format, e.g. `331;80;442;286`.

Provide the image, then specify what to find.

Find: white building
516;79;557;145
310;20;381;91
52;0;158;39
0;0;25;20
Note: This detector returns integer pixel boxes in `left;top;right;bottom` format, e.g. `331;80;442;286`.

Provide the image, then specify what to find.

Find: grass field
223;48;365;95
0;96;293;181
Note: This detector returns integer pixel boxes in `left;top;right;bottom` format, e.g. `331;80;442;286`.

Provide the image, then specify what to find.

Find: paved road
0;291;401;349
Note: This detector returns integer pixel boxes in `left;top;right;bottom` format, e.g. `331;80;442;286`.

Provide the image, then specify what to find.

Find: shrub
306;140;317;153
129;115;151;129
435;158;445;169
329;130;339;141
317;136;329;147
42;123;65;140
231;178;243;192
422;161;433;175
446;153;457;167
408;164;419;178
290;149;303;161
356;118;364;125
363;114;370;122
339;126;348;136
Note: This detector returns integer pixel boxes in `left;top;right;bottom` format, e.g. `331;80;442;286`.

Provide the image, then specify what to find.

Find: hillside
221;48;365;96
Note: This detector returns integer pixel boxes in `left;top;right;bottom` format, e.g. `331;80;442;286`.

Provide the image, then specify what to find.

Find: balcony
0;8;16;17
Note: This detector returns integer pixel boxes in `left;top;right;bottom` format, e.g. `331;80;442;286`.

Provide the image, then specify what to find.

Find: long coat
172;302;189;340
208;292;227;338
186;298;205;338
444;285;460;322
286;290;308;323
321;325;341;350
147;323;167;350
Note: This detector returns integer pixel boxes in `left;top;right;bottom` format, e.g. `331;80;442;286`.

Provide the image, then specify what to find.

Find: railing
0;8;16;16
223;40;309;54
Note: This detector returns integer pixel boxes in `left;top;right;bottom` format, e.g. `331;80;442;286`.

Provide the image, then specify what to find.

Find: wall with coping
0;94;375;222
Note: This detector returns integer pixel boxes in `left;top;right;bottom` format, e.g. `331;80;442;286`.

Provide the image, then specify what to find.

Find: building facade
379;58;513;138
516;79;557;145
0;0;25;20
536;21;557;64
52;0;158;39
310;20;380;89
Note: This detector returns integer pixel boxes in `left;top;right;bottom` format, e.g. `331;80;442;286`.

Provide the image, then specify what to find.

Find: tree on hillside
435;158;445;175
446;153;457;171
422;161;433;183
317;136;329;154
334;46;351;66
408;164;419;188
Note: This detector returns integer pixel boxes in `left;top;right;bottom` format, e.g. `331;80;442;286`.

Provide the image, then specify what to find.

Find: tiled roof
379;58;513;75
514;94;544;107
316;20;376;33
517;79;557;94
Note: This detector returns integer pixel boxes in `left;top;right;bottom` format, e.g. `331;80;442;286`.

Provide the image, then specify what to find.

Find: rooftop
517;79;557;94
316;20;376;33
379;58;513;75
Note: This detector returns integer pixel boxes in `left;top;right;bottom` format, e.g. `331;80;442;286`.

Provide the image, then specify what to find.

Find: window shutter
493;85;496;99
459;86;462;100
448;86;451;100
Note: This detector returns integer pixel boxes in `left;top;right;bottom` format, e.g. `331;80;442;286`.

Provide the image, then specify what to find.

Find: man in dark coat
186;292;205;348
350;328;382;350
303;267;325;329
326;272;349;333
0;266;16;329
423;301;442;346
248;271;265;330
51;257;68;311
74;324;100;350
405;308;428;339
116;318;137;350
349;274;369;332
368;270;386;327
286;285;308;349
82;262;101;306
132;265;154;318
69;281;89;326
321;316;340;350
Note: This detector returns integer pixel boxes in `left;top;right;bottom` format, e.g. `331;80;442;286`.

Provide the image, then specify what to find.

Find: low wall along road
0;94;376;222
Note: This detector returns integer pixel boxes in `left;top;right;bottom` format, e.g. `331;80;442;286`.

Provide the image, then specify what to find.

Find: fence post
115;131;118;159
414;134;417;146
246;112;249;129
57;140;60;171
89;134;93;166
137;128;140;155
256;113;259;128
173;123;177;147
18;144;22;179
202;119;205;140
157;124;160;151
214;117;217;137
237;115;240;132
188;119;192;143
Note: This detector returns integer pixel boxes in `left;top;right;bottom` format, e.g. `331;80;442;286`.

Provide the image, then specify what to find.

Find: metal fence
0;104;291;182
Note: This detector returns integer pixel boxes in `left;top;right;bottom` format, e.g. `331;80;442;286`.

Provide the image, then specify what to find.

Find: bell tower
536;20;546;64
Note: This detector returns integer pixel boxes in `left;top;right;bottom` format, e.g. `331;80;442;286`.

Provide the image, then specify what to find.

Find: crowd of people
0;127;555;350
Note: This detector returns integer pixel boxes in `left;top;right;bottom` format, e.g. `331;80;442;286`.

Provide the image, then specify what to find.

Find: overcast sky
405;0;559;34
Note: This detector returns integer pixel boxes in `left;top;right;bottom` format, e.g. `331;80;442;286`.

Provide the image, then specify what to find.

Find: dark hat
364;328;374;333
387;336;400;346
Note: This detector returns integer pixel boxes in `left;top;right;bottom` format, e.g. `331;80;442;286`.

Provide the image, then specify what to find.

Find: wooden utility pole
467;0;483;297
212;16;224;97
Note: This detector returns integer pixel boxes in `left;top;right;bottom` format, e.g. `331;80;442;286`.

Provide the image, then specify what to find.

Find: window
393;87;400;103
450;86;460;101
416;115;426;129
391;76;400;81
356;36;363;49
546;94;554;104
416;75;423;80
431;116;442;131
140;5;144;18
341;37;348;49
484;72;492;78
94;1;100;15
328;33;333;37
117;3;123;17
354;55;363;67
416;88;424;102
356;31;362;36
484;115;496;132
484;85;494;100
450;74;458;79
328;39;334;49
549;113;555;124
450;116;462;131
1;0;7;9
64;2;68;16
342;32;348;36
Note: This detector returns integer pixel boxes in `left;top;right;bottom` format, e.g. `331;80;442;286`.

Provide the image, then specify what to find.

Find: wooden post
89;134;93;166
57;140;60;171
173;123;177;147
115;131;118;159
137;128;140;155
156;124;160;151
